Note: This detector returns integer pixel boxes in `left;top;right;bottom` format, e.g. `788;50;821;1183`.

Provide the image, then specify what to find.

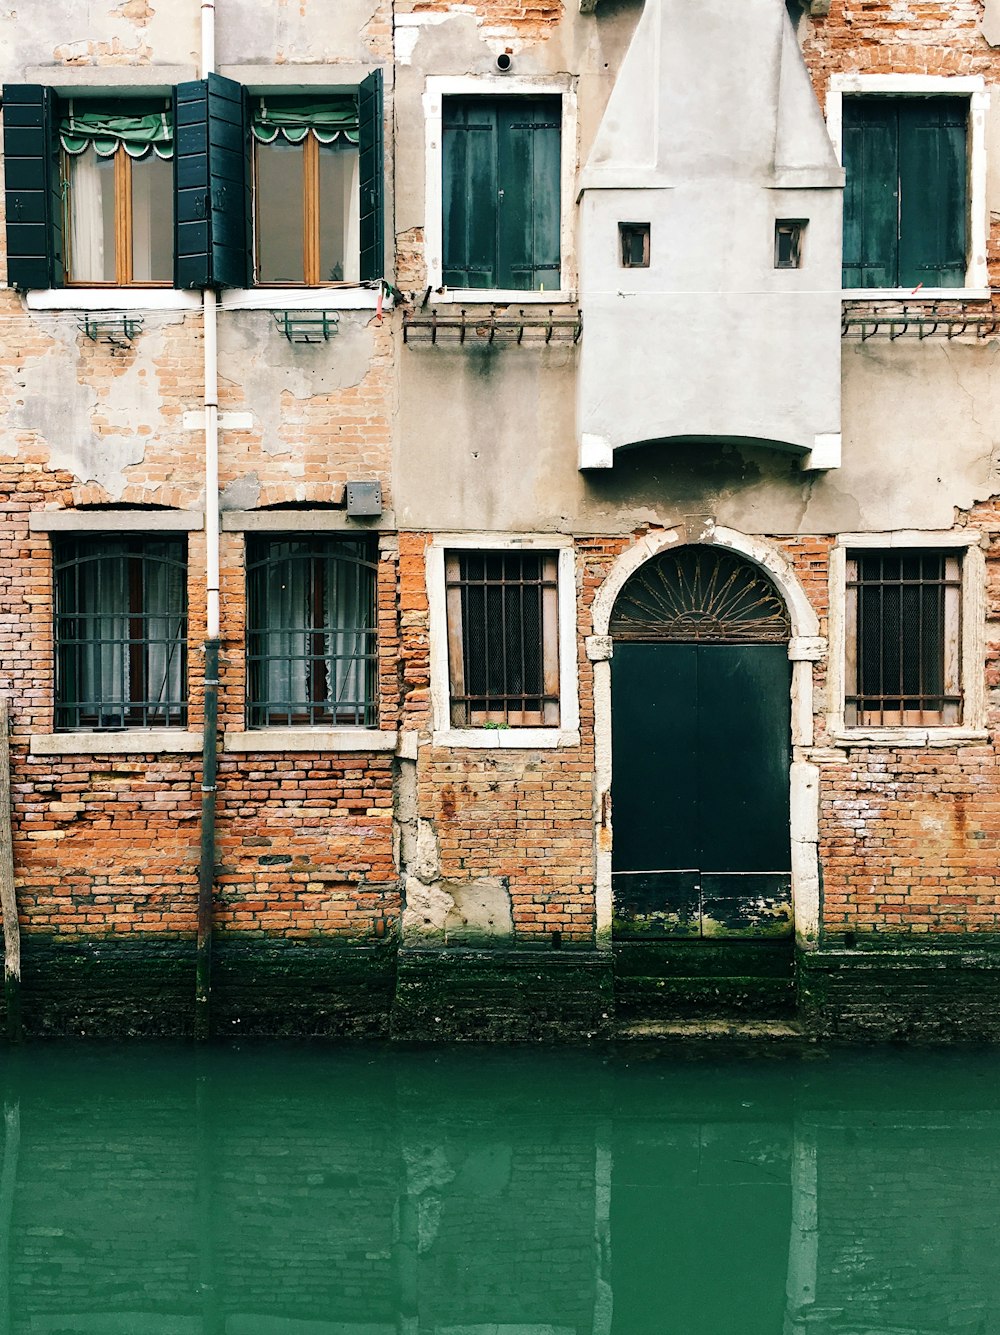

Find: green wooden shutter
497;98;561;292
442;98;499;289
2;84;63;290
898;98;967;289
358;69;384;283
841;99;899;289
174;74;251;290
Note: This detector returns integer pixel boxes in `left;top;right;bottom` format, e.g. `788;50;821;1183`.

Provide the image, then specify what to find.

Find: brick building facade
1;0;999;1039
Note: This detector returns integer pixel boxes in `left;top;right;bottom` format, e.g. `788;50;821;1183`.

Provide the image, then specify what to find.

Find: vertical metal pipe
195;637;219;1042
0;701;21;1044
196;0;220;1042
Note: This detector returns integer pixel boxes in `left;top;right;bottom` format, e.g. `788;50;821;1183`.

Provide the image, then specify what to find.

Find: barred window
846;550;961;726
54;536;188;731
246;537;378;728
445;550;559;727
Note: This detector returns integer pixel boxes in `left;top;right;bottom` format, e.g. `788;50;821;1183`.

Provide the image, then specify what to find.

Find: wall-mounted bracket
77;314;144;346
272;311;340;344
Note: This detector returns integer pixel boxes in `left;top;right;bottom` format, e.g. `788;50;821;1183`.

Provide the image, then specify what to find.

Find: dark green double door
611;643;792;940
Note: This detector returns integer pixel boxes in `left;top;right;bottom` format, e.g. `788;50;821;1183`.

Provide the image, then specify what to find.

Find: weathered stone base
7;934;1000;1043
391;947;615;1041
799;944;1000;1043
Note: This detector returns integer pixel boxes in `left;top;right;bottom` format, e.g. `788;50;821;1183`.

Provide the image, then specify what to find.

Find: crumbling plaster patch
218;312;376;457
1;317;181;498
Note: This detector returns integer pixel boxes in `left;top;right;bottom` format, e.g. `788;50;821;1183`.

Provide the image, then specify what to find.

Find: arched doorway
609;546;794;944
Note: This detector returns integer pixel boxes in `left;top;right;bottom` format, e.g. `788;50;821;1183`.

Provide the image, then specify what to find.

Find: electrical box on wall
346;482;383;517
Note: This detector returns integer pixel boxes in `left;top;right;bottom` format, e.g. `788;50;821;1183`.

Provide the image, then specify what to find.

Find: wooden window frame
619;222;650;269
844;549;961;728
444;549;560;728
254;133;358;288
64;143;171;288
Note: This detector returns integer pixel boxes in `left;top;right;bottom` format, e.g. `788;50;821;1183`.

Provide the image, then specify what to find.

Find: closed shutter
496;99;561;291
443;96;561;292
842;97;968;289
358;68;385;283
841;99;898;289
174;74;251;289
2;84;63;291
898;98;966;289
443;99;499;289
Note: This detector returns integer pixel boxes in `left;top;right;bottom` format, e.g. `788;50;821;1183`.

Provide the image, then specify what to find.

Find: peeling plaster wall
0;1;198;73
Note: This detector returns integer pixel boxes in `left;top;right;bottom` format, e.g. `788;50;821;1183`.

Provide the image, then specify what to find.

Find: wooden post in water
0;701;21;1044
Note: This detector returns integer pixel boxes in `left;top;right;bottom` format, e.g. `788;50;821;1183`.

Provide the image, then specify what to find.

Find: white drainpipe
201;0;219;640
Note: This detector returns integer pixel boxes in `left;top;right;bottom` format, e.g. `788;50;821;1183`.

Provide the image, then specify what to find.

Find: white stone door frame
587;524;826;951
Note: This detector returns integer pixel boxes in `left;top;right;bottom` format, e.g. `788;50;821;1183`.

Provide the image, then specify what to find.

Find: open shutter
358;69;384;283
497;98;561;292
898;98;967;289
442;98;499;289
841;99;899;289
174;74;250;289
3;84;62;290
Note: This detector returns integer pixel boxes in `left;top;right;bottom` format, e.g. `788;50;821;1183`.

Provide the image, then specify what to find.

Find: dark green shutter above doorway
174;74;251;290
2;84;64;291
842;96;967;289
442;96;561;291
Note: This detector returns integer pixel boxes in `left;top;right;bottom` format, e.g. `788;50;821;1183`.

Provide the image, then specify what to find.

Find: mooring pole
0;701;21;1044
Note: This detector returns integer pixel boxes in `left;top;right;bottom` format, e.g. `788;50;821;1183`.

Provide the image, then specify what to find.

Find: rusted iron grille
246;537;378;728
446;550;559;726
610;548;791;644
54;536;188;730
846;551;961;725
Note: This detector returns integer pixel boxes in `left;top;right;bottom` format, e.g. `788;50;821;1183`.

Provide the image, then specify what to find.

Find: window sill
432;728;580;750
30;730;202;756
842;289;991;302
429;289;576;305
430;290;576;306
828;727;989;749
24;289;202;312
224;728;398;753
220;288;387;312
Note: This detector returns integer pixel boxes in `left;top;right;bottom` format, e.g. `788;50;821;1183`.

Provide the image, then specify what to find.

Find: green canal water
1;1043;999;1334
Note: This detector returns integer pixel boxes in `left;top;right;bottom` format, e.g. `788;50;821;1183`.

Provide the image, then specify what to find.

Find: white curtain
68;149;107;283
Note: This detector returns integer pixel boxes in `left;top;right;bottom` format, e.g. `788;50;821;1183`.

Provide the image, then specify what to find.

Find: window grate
446;550;559;727
54;537;188;731
846;550;962;726
246;537;378;728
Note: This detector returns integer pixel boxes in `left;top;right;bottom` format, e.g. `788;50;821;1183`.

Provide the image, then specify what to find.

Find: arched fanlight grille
610;547;791;644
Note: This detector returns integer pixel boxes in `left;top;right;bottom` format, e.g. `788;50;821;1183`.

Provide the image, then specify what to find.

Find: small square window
619;222;650;268
774;219;806;269
62;100;174;285
246;537;378;727
845;550;962;726
445;550;560;727
53;536;188;730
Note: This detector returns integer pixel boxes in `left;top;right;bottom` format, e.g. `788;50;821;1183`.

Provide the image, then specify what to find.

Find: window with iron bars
53;536;188;730
445;549;560;727
845;550;962;726
246;536;378;728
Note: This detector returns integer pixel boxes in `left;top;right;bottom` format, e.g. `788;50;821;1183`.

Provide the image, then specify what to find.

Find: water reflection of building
2;1053;1000;1334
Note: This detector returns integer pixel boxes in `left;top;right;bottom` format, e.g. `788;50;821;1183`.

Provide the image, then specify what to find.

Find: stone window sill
430;290;576;306
432;728;581;750
224;728;398;753
30;731;202;755
828;727;989;749
842;289;991;303
25;289;202;312
220;288;386;312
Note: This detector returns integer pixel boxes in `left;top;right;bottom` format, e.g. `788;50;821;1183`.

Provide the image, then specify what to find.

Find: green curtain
252;96;359;147
59;101;174;160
